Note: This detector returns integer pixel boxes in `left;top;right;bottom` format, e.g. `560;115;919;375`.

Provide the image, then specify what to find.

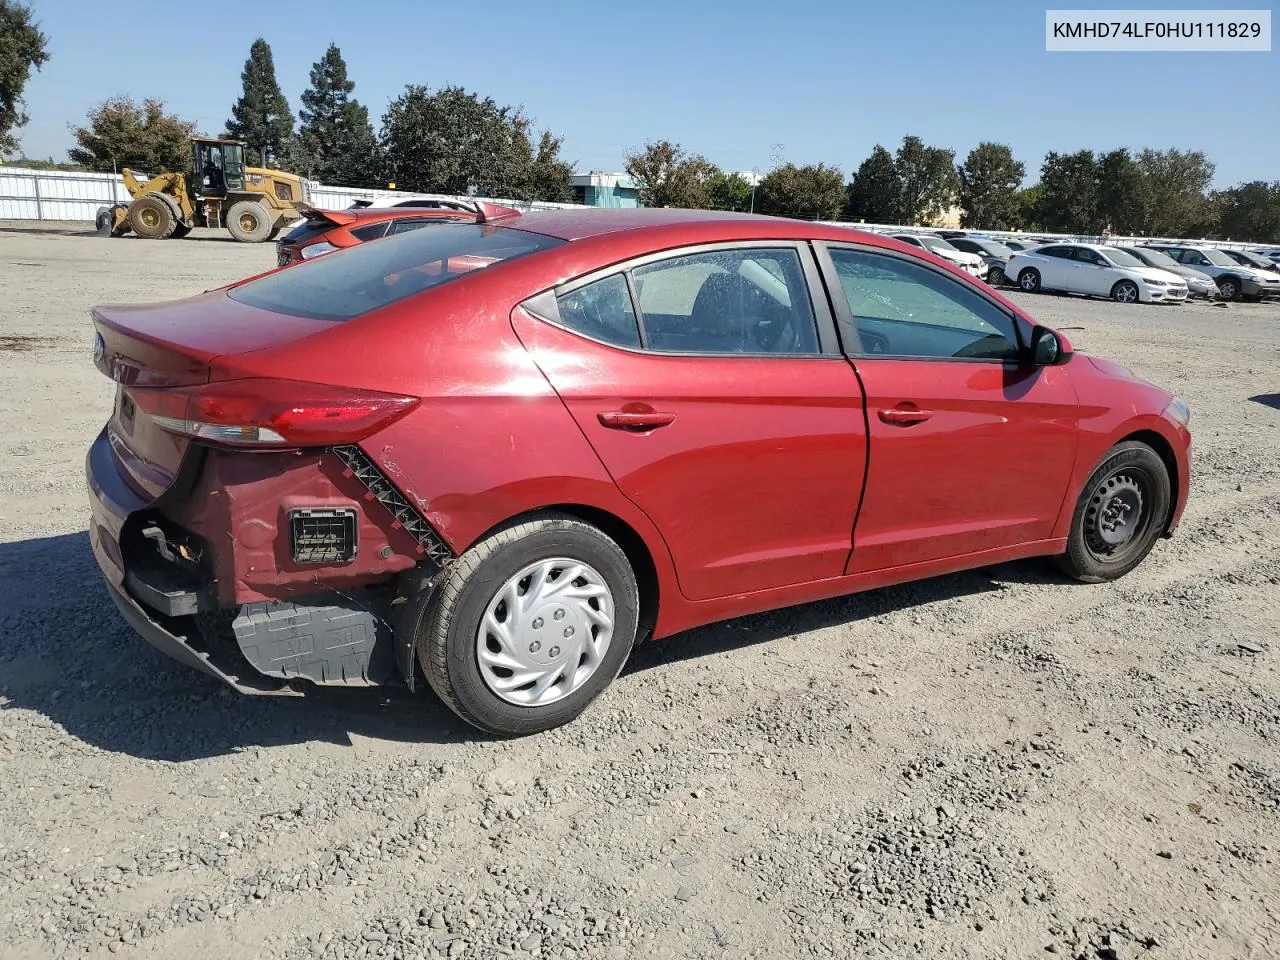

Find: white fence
0;166;584;221
0;167;134;221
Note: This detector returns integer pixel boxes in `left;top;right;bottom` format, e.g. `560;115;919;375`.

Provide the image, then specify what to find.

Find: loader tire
128;194;177;240
226;201;273;242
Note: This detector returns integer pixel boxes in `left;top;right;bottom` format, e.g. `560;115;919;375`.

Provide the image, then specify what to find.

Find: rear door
513;243;867;601
816;243;1079;572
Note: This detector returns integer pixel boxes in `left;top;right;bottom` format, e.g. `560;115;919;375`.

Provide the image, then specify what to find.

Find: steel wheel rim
240;213;258;231
475;557;615;707
140;208;159;228
1084;470;1150;561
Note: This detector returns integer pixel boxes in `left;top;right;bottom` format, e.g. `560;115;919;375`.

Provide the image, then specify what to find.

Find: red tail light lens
128;379;419;448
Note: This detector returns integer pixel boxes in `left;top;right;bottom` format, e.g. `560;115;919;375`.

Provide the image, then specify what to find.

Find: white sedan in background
888;233;988;280
1007;243;1189;304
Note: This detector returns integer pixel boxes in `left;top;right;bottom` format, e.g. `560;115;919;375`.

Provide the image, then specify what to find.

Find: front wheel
420;514;639;736
1216;276;1242;301
226;200;274;242
1018;268;1041;292
1055;441;1172;583
1111;279;1140;303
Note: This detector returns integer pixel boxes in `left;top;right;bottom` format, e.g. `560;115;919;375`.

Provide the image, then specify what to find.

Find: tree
756;163;845;220
623;140;718;208
894;136;960;225
225;38;295;167
0;0;49;157
1096;148;1150;234
1209;181;1280;242
1035;150;1099;233
1017;185;1044;230
382;84;536;198
296;43;377;185
958;142;1024;229
68;97;197;173
708;170;754;211
1136;148;1214;237
845;145;899;222
524;128;573;202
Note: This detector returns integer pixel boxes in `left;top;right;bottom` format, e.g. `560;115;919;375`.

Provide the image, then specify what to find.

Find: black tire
1111;279;1140;304
127;194;176;240
1055;441;1172;583
1018;267;1041;292
987;267;1006;287
226;200;273;242
420;514;639;736
1216;275;1242;301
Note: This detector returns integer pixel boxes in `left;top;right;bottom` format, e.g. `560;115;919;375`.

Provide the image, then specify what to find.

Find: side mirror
1030;326;1068;365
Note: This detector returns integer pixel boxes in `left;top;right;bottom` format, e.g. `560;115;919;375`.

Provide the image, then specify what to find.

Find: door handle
878;406;933;425
598;410;676;430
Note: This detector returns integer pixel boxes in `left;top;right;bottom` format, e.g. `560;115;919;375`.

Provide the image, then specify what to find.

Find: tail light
128;378;419;448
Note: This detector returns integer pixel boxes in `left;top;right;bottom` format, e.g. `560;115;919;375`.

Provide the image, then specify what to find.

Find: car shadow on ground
1248;393;1280;410
0;530;1068;763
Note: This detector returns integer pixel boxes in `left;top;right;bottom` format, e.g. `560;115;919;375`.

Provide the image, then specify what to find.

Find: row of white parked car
878;229;1280;305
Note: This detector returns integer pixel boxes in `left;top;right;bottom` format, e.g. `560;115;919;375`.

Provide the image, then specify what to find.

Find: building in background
570;172;639;208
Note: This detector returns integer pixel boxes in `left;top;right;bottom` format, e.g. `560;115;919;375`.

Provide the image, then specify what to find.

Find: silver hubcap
1020;272;1037;290
475;557;615;707
1117;284;1136;302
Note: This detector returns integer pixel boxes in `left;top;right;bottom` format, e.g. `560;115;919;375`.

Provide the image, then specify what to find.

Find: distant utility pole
770;143;784;171
749;166;760;213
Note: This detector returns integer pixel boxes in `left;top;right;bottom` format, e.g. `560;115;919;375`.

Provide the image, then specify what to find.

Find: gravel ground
1;222;1278;960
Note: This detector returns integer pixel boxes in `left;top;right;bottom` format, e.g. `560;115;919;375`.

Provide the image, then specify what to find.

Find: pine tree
296;43;377;185
225;38;295;167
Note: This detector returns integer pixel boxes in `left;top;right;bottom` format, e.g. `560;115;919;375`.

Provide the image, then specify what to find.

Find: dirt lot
1;223;1277;960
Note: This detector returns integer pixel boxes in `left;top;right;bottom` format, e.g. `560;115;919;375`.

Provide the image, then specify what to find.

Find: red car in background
275;202;477;266
87;207;1191;736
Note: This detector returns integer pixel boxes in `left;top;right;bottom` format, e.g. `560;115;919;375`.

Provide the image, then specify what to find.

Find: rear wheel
1018;267;1041;292
987;267;1006;287
420;514;639;736
1111;279;1140;303
1055;441;1171;583
226;201;273;242
127;194;176;240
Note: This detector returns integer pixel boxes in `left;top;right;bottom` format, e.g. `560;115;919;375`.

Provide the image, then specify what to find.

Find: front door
513;243;867;601
819;243;1080;573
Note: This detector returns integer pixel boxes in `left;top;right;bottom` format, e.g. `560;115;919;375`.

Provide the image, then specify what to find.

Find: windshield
1134;248;1178;268
916;235;958;253
1198;248;1238;267
975;240;1014;257
1103;247;1143;267
230;224;563;321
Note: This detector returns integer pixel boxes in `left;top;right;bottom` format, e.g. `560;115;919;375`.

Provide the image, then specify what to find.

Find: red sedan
274;202;477;266
87;206;1191;735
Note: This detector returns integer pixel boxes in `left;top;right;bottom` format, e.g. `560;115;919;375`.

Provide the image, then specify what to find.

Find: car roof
508;208;801;241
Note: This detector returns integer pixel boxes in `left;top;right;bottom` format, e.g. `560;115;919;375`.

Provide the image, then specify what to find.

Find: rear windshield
280;218;331;246
230;223;563;321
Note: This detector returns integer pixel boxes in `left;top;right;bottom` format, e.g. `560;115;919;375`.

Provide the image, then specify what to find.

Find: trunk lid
93;293;337;500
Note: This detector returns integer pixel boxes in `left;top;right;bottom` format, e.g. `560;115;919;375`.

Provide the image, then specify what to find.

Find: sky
12;0;1277;188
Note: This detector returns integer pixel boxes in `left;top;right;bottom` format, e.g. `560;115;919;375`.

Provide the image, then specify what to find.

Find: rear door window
229;224;563;321
631;248;820;355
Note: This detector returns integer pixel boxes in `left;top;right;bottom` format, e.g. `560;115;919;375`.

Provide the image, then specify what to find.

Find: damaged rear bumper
87;428;433;694
105;580;295;695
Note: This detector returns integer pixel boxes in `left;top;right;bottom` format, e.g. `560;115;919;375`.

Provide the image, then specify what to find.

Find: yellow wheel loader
98;138;310;243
